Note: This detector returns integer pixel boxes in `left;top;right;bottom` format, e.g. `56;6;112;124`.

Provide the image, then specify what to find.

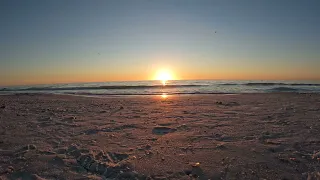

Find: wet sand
0;93;320;180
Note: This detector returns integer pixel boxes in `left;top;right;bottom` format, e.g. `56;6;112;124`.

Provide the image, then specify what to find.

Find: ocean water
1;80;320;96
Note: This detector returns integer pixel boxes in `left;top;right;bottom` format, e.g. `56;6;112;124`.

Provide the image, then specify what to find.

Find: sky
1;0;320;86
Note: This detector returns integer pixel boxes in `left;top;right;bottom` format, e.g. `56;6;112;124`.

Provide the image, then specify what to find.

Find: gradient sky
1;0;320;86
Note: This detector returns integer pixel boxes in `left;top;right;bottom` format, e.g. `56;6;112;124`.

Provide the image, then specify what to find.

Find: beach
0;93;319;180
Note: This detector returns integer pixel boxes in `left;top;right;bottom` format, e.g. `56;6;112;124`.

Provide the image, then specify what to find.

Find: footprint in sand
152;126;177;135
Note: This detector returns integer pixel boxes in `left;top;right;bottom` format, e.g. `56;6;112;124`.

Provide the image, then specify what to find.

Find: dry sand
0;93;319;180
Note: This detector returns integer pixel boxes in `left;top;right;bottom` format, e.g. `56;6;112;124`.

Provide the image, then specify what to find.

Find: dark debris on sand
66;145;145;179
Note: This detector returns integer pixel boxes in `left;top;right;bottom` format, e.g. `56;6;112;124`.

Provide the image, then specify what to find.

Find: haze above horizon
1;0;320;86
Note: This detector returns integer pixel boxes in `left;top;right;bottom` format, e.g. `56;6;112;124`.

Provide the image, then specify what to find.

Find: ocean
1;80;320;96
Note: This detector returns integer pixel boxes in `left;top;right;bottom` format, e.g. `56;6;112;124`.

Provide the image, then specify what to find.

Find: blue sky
1;0;320;85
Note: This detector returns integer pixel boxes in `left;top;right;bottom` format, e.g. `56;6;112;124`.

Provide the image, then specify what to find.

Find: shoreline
0;91;318;98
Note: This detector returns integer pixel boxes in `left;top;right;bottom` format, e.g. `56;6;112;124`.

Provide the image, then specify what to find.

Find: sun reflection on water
162;80;167;86
161;93;168;99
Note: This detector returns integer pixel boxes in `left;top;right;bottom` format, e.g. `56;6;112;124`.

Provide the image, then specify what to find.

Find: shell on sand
312;152;320;159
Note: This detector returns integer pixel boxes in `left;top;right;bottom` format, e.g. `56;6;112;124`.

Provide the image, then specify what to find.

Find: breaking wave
219;83;320;86
268;87;301;92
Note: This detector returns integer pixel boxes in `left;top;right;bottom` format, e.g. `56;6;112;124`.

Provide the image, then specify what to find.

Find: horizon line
1;78;320;87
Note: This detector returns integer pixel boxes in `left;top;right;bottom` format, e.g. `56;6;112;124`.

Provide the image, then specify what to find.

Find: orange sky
1;62;319;86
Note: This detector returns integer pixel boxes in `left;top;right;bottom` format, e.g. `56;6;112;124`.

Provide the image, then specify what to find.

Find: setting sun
155;70;174;85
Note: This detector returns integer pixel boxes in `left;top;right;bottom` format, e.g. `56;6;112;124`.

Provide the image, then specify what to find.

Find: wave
0;84;206;92
218;83;320;86
219;83;239;86
62;92;233;96
245;83;320;86
245;83;286;86
268;87;300;92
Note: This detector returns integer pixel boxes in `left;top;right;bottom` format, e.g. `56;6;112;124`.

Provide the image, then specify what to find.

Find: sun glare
161;93;168;99
155;70;173;85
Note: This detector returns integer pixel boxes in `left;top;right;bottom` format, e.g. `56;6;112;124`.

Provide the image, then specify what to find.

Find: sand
0;93;319;180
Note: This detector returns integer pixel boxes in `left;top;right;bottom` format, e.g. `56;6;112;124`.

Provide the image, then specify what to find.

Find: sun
155;70;173;85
